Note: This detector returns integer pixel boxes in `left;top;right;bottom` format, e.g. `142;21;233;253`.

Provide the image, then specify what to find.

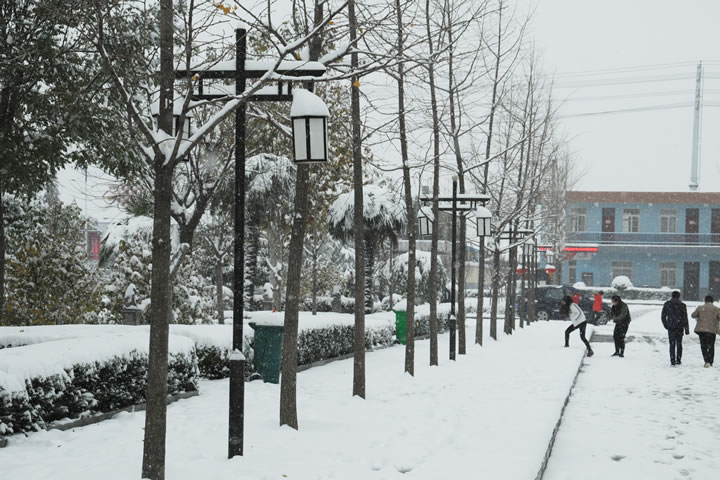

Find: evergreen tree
2;195;101;326
0;0;139;318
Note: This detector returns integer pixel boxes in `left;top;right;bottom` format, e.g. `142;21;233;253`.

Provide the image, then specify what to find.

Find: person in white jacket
561;296;594;357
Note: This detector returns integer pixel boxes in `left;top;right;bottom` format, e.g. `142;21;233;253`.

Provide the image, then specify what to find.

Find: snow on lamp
291;89;329;164
417;206;434;236
545;249;555;264
475;206;492;237
544;264;556;279
151;100;193;138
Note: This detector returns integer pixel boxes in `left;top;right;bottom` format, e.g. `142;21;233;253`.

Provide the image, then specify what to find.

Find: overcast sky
520;0;720;192
60;0;720;220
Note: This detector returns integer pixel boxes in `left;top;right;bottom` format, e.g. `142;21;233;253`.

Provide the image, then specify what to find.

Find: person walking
691;295;720;367
592;290;604;324
661;290;689;366
561;296;594;357
611;295;631;357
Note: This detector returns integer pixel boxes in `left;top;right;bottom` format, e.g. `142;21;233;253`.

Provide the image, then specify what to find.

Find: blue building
561;191;720;300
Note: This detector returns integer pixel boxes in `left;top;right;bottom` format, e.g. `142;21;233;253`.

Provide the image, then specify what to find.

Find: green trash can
393;310;407;345
249;322;284;384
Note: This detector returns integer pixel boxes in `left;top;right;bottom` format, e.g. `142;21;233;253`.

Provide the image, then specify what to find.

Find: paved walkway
545;305;720;480
1;320;585;480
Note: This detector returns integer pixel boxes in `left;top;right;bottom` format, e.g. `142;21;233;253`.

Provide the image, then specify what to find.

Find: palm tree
329;185;405;312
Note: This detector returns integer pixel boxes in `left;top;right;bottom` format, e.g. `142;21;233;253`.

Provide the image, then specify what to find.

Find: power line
560;102;693;118
552;61;700;79
556;73;697;89
562;90;694;102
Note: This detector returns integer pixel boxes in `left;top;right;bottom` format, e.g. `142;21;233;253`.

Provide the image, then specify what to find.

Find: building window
568;260;577;284
611;261;633;281
659;263;677;288
622;208;640;233
660;209;677;233
569;208;587;232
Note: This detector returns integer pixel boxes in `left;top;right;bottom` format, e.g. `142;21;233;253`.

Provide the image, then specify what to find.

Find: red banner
87;231;101;261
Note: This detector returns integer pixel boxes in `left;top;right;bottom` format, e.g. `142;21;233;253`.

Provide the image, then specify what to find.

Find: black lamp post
175;28;328;459
421;179;490;360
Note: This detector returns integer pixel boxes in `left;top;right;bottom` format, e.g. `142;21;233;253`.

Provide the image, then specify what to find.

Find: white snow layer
290;88;330;117
0;317;589;479
0;331;195;392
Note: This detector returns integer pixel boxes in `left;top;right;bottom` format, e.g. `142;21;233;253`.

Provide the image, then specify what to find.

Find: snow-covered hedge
0;334;198;437
572;283;673;301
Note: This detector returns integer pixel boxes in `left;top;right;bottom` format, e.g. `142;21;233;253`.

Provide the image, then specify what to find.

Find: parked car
533;285;611;325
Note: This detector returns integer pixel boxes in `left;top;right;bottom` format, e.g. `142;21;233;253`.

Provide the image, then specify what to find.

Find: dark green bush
0;350;198;437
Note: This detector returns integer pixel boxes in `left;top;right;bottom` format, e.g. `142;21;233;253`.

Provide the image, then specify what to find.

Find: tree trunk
245;209;260;310
216;260;224;324
364;236;374;313
141;0;174;477
141;165;174;480
0;192;5;322
477;2;503;345
527;243;536;323
280;0;325;425
490;242;501;341
347;0;365;398
279;165;310;429
311;242;318;315
426;0;441;367
519;246;526;328
457;220;467;354
504;244;517;334
396;0;415;376
475;246;485;345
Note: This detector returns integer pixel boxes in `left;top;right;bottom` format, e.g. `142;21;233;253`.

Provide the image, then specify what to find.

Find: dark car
533;285;611;325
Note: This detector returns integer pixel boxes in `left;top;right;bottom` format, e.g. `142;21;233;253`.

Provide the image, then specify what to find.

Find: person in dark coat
661;290;689;366
611;295;631;357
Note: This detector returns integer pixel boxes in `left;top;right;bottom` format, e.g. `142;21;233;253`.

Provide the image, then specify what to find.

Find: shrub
0;350;198;437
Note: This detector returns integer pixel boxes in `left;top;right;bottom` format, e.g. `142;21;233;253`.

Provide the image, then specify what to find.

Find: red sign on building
87;231;102;261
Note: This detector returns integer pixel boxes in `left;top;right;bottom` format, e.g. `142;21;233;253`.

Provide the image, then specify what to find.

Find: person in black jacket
661;290;689;366
611;295;631;357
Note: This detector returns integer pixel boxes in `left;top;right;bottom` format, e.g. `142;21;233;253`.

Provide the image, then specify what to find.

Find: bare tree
424;0;444;366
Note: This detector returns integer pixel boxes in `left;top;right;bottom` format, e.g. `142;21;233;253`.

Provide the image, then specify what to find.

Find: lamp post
420;179;490;360
175;28;328;459
492;221;532;332
544;249;557;282
516;224;533;328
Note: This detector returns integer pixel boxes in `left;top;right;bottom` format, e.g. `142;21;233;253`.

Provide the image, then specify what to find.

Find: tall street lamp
176;28;328;459
492;221;532;331
420;178;490;360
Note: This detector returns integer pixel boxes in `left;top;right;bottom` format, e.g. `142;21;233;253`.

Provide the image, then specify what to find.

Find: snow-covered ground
1;320;586;480
545;304;720;480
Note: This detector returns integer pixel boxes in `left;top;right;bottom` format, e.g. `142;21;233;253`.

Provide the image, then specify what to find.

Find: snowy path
544;305;720;480
1;321;586;480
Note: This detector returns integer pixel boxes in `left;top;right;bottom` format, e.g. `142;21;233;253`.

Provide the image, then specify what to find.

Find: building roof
566;191;720;205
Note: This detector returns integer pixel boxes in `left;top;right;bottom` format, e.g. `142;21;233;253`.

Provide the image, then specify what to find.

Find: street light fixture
175;28;328;459
475;206;492;237
291;89;329;164
421;178;490;361
151;100;194;138
417;206;434;236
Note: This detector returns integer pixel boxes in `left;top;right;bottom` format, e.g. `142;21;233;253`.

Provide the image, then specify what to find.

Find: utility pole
689;61;703;191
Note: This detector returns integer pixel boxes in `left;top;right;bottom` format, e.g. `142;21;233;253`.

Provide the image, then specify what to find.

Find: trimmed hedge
0;350;198;437
197;311;453;376
1;310;454;437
